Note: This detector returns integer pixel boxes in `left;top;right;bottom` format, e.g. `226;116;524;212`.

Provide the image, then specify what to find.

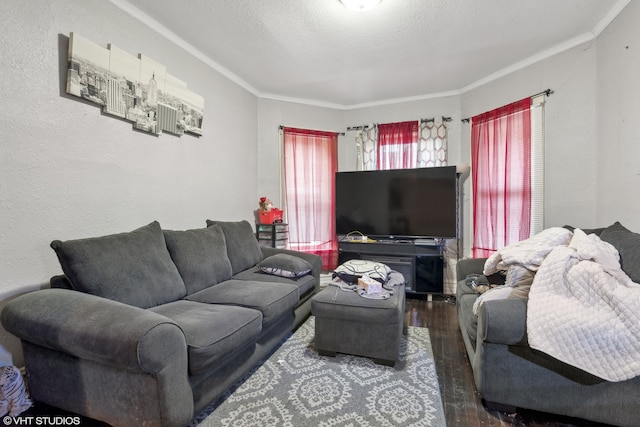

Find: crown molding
592;0;631;36
105;0;260;97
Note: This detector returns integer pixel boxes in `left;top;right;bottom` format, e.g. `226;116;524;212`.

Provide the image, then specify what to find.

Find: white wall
257;98;345;209
0;0;259;365
596;0;640;231
457;0;640;250
461;41;600;238
340;36;602;257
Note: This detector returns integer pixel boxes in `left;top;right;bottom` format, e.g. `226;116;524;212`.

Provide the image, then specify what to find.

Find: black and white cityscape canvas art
66;32;204;136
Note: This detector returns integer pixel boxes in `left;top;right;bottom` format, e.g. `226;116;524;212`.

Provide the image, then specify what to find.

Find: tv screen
335;166;457;239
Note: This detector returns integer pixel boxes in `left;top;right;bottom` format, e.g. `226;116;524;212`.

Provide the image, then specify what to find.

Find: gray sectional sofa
1;220;321;427
456;222;640;426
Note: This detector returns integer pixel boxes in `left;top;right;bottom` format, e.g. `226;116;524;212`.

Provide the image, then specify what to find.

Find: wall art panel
66;32;204;137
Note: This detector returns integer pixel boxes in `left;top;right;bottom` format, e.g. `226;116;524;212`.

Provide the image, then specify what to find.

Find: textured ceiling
111;0;628;108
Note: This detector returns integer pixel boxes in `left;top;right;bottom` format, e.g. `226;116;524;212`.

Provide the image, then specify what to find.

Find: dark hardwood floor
405;296;614;427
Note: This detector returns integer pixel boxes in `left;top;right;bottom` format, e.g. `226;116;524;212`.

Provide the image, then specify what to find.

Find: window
377;121;419;169
471;96;545;257
282;127;339;270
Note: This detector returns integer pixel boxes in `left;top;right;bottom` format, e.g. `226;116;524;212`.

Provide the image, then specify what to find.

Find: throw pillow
163;224;233;295
600;221;640;283
562;225;607;236
333;259;392;284
257;254;312;278
50;221;186;309
205;220;263;274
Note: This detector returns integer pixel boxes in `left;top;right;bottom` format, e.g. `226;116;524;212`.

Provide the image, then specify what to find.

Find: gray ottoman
311;284;406;366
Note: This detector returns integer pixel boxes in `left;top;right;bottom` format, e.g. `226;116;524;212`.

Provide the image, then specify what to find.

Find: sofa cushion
186;279;298;330
163;225;233;295
206;220;263;274
232;268;317;300
563;225;607;236
257;254;312;278
600;222;640;283
50;221;186;309
148;300;262;376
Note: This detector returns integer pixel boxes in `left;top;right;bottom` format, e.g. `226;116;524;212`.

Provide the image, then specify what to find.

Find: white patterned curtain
418;117;448;167
355;124;378;171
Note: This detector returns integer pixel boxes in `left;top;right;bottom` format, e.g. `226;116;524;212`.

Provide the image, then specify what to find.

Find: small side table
256;223;289;248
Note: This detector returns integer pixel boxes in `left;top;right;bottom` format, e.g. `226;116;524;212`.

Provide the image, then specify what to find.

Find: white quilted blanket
527;229;640;381
483;227;573;275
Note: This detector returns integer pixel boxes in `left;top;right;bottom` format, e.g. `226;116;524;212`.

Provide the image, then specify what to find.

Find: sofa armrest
456;257;487;280
477;298;528;346
1;288;187;374
261;247;323;280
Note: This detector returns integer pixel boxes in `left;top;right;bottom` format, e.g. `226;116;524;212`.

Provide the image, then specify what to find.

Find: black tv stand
376;239;414;244
337;240;444;299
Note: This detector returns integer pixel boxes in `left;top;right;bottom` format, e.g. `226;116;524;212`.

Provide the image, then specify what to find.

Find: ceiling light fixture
340;0;382;12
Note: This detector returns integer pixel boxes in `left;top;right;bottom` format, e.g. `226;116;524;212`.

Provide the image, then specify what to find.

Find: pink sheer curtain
471;98;532;258
283;127;338;270
377;121;419;169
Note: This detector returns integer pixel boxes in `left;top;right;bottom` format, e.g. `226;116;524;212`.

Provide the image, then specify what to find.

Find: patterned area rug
192;316;445;427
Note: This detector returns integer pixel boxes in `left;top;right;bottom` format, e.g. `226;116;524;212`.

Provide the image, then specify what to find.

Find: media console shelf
337;240;444;299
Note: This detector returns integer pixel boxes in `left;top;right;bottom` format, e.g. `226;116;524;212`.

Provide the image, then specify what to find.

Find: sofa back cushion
163;225;233;295
600;221;640;283
205;220;263;274
50;221;186;309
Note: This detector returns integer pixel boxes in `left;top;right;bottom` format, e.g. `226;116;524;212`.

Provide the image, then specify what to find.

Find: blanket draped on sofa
484;227;640;382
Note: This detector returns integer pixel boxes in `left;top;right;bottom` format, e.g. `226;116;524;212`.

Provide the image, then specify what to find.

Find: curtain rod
346;116;452;131
461;89;554;123
346;125;370;131
279;125;345;136
422;116;452;124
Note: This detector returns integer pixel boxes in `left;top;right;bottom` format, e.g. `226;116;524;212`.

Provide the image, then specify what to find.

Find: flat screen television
335;166;457;240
